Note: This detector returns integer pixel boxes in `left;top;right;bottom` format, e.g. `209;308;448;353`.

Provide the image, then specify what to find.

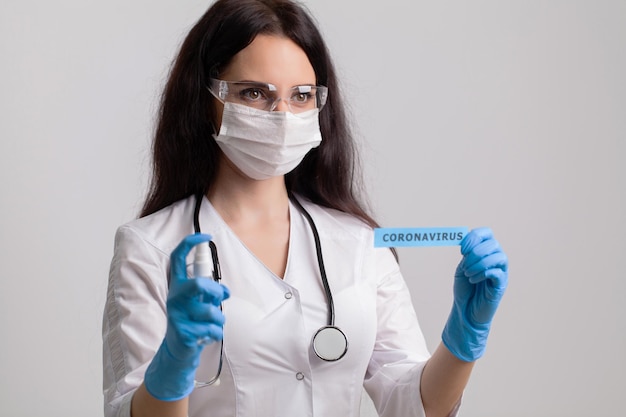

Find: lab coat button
295;372;304;380
284;291;293;299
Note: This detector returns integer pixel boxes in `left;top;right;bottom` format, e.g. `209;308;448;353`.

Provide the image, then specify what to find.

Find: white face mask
213;102;322;180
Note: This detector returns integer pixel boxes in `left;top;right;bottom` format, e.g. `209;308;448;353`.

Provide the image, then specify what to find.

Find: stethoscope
192;192;348;387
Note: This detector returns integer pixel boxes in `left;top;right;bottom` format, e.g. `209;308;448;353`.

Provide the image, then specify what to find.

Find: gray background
1;0;624;416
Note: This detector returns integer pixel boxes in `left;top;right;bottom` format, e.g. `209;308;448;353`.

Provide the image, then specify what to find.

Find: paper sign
374;227;469;247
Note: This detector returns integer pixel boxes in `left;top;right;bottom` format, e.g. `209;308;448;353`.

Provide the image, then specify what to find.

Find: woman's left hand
442;227;508;362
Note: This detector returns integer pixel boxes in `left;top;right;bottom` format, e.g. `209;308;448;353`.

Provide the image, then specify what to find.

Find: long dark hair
140;0;380;231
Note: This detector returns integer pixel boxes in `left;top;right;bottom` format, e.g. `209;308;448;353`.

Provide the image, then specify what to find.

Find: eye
239;87;269;102
293;92;312;103
290;86;315;106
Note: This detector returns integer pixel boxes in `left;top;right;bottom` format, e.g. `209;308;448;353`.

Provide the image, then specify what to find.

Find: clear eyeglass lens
209;79;327;114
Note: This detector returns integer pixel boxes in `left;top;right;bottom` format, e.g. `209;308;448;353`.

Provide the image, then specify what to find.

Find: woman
102;1;508;416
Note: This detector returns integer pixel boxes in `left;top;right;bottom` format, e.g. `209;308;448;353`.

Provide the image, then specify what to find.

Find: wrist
442;307;491;362
144;341;200;401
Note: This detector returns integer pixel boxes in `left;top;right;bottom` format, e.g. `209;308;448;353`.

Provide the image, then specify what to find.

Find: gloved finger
464;252;508;280
468;287;501;325
169;277;229;306
204;323;226;342
167;318;225;348
460;227;493;256
462;238;501;267
192;322;226;343
186;302;226;325
483;269;508;299
192;278;230;305
468;267;508;289
170;233;213;285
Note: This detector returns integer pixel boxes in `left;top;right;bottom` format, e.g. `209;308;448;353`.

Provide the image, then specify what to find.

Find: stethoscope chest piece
312;325;348;361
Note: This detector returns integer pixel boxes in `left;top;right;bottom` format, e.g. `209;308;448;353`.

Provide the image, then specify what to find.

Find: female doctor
102;1;508;416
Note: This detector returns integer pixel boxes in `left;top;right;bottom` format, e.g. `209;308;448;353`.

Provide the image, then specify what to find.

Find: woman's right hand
144;233;230;401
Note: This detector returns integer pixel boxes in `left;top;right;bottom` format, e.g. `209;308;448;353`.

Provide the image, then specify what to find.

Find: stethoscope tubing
288;194;336;327
192;192;347;366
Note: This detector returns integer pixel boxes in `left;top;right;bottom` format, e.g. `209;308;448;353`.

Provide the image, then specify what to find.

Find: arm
134;234;229;415
103;229;228;417
420;344;473;417
421;227;508;417
364;228;506;417
131;384;188;417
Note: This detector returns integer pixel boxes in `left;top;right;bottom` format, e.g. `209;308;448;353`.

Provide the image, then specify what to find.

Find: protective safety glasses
207;78;328;116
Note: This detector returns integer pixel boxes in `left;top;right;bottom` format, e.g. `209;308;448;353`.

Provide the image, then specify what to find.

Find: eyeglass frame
207;78;329;114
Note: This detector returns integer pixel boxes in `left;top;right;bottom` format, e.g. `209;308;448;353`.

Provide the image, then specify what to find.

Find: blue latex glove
442;227;508;362
144;233;230;401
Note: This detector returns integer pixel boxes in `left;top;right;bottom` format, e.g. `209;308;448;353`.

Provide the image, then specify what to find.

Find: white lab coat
103;195;460;417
